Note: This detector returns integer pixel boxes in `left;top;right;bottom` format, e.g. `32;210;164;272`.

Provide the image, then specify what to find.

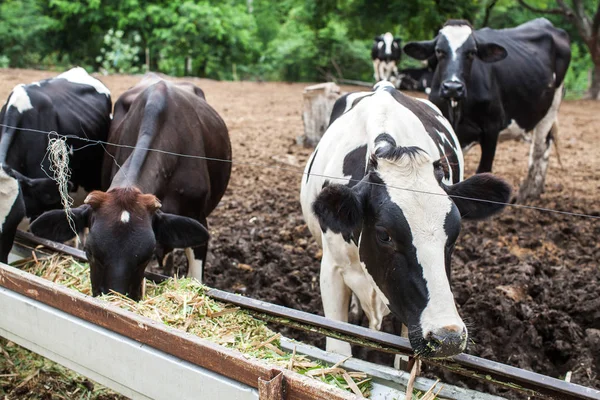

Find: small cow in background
301;82;511;359
372;33;402;86
404;18;571;200
0;67;111;263
32;74;231;300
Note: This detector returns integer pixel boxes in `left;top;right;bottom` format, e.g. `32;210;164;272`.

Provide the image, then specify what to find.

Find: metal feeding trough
0;231;597;400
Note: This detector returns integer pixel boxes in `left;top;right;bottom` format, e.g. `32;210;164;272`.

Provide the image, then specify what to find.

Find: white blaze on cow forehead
0;166;20;233
7;85;33;113
439;25;473;60
57;67;111;97
120;211;130;223
383;32;394;55
376;161;465;339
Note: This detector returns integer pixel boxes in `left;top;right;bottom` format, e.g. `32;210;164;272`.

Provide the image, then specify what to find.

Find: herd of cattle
0;17;571;360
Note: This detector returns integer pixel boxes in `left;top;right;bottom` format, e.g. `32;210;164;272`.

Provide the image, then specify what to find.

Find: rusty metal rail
13;230;600;400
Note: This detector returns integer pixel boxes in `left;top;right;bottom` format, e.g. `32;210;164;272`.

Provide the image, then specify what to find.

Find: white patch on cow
499;119;529;142
520;83;563;198
383;32;394;55
57;67;111;97
377;41;384;49
378;61;398;82
376;160;466;339
344;91;373;114
185;247;204;282
440;25;473;60
109;113;113;120
425;87;432;95
7;85;33;113
0;166;20;233
120;211;130;223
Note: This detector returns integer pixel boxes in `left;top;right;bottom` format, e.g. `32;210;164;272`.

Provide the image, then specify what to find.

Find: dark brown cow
31;74;232;300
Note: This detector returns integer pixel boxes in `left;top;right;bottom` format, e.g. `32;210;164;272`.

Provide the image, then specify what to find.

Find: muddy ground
0;69;598;399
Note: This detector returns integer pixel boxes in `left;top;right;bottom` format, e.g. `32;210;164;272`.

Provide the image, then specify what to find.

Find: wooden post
298;82;342;148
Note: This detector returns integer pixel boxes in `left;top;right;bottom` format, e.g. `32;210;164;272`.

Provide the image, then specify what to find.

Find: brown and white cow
31;74;231;300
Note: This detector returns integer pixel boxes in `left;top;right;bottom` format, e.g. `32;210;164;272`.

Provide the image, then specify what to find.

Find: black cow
404;18;571;199
397;57;437;93
372;32;402;86
32;74;232;300
0;67;111;262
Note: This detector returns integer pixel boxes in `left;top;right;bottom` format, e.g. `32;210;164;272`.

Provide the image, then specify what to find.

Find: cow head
403;20;507;127
312;135;511;358
2;165;70;220
30;187;209;300
374;33;402;63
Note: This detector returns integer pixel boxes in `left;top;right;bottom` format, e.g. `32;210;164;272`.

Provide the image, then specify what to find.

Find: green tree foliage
0;0;595;96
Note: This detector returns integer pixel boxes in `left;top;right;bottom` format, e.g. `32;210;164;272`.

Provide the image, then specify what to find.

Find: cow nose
441;81;465;99
424;324;467;358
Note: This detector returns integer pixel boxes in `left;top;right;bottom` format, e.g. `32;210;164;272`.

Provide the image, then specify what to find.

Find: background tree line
0;0;597;98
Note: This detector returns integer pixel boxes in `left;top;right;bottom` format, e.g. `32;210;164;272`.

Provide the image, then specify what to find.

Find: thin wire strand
1;122;598;220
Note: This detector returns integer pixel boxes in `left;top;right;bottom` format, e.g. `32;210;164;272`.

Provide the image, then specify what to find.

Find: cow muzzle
418;324;468;358
441;81;465;99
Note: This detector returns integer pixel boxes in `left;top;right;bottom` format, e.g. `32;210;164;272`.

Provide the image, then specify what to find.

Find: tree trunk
590;62;600;100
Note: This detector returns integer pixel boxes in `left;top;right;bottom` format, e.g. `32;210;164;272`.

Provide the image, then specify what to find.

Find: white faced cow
372;33;402;86
404;19;571;200
300;82;512;358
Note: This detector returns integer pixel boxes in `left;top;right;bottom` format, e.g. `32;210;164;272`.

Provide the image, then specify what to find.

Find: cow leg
476;130;500;173
185;216;209;282
373;60;380;81
320;250;352;356
519;84;563;201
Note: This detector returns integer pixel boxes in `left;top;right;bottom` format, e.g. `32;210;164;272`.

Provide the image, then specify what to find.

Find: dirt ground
0;68;598;399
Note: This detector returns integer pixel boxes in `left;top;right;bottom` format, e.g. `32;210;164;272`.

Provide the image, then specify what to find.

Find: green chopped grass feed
0;337;125;399
17;254;373;398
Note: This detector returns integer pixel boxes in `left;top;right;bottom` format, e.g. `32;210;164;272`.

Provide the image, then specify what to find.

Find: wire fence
0;122;599;221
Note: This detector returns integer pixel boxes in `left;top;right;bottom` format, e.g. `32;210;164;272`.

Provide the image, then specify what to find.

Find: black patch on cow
306;148;318;183
343;145;367;188
443;172;512;219
312;183;364;243
387;91;460;183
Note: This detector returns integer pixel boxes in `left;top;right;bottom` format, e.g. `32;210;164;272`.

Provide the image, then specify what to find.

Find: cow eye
466;50;476;60
435;49;446;58
376;228;392;243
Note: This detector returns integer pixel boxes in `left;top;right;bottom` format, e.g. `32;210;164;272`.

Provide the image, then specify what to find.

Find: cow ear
444;173;512;220
153;211;209;248
476;42;507;63
404;40;436;60
374;36;383;42
30;205;91;242
312;180;369;236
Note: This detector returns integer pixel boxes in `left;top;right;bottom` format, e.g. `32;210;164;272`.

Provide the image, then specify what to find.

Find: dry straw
21;254;375;397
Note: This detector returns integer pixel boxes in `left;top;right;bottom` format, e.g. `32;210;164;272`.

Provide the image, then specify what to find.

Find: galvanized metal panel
0;286;260;400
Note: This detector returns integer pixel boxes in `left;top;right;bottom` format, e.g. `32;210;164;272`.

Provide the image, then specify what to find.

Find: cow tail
0;105;21;165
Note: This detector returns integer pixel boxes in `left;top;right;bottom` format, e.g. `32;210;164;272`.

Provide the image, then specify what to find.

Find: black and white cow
31;74;231;300
301;81;511;358
0;67;111;262
404;18;571;200
372;33;402;86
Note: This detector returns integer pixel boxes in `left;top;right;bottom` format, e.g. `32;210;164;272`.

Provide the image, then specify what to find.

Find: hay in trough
0;337;124;399
19;253;373;397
